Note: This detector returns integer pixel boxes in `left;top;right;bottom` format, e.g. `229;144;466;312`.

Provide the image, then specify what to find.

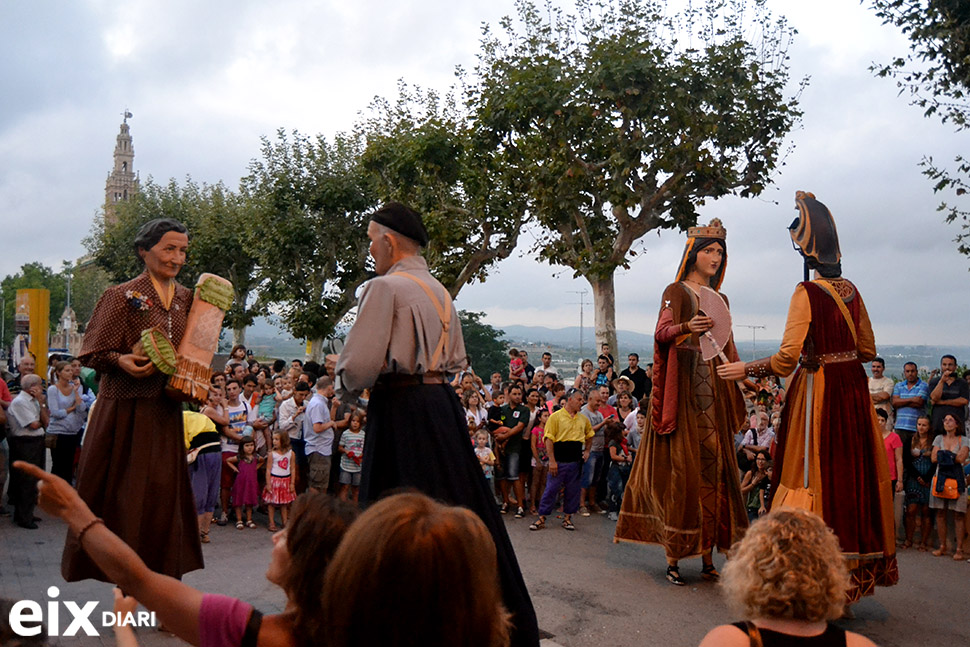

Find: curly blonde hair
720;508;850;622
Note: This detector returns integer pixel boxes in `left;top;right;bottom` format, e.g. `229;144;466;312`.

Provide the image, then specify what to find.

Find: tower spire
104;110;139;226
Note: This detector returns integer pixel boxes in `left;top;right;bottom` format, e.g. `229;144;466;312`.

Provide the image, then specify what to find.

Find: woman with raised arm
615;219;748;586
18;461;357;647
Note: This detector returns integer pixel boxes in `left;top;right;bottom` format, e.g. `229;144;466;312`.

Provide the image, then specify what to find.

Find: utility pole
737;324;766;361
567;289;589;356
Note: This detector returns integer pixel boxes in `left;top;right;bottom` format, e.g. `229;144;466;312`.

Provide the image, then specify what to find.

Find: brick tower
104;110;139;226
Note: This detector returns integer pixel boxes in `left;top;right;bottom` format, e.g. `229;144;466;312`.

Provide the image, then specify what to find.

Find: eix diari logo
9;586;157;637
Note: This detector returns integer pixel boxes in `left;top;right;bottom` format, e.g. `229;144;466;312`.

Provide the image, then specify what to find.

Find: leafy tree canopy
85;177;261;340
468;0;804;350
459;310;508;377
871;0;970;259
241;129;375;352
1;262;67;349
361;83;529;296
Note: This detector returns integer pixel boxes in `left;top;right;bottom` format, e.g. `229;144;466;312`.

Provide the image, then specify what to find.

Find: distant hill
499;325;654;351
232;318;970;380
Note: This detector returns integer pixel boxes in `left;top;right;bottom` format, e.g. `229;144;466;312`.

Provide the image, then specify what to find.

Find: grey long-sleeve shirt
336;255;467;399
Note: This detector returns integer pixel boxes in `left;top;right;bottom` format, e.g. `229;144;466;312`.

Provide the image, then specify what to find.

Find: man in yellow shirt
530;389;594;531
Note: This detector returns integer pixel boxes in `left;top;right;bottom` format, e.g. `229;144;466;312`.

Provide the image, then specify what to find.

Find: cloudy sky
2;0;968;349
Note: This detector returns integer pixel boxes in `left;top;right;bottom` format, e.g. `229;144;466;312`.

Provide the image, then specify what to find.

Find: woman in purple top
17;460;357;647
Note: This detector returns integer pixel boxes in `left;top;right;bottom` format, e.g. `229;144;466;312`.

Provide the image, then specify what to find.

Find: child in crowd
338;411;366;504
530;409;550;515
275;374;292;403
475;431;497;500
263;431;296;531
509;348;525;381
463;390;488;437
258;381;277;428
605;421;632;521
228;437;262;529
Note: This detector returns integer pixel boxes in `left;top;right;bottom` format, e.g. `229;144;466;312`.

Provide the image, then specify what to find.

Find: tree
459;310;508;377
870;0;970;258
85;178;261;345
242;129;375;360
1;262;67;350
361;83;530;296
64;261;113;329
470;0;804;352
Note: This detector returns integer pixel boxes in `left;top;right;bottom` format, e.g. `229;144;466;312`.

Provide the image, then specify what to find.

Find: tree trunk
588;274;618;361
307;338;325;363
232;326;246;347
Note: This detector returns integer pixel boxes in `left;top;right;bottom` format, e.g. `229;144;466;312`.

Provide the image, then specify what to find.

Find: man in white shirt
278;381;310;493
7;374;49;529
739;412;775;473
539;352;558;379
869;357;895;425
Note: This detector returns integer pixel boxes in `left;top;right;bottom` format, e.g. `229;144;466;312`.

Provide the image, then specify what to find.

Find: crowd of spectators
5;340;970;647
8;344;967;560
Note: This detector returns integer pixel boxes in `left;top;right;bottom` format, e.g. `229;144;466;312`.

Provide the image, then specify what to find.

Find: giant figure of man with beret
333;202;539;647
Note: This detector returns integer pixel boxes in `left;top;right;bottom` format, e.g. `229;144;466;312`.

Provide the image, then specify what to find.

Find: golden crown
687;218;726;240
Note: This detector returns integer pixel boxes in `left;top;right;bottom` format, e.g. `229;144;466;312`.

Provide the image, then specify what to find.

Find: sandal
529;518;546;531
200;531;210;544
246;520;257;529
932;545;948;557
901;540;913;549
235;521;244;530
953;551;965;561
561;519;576;531
666;565;686;586
701;564;720;582
268;525;279;532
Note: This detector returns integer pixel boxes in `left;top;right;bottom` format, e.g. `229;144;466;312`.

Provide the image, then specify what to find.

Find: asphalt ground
2;494;969;647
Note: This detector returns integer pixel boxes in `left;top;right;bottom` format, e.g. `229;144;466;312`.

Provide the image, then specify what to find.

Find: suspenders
391;272;452;371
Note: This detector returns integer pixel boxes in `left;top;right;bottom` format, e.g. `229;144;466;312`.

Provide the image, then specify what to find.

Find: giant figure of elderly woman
63;219;203;582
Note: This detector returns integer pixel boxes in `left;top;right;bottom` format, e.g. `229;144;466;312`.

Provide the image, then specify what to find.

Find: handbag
186;441;221;464
931;474;960;500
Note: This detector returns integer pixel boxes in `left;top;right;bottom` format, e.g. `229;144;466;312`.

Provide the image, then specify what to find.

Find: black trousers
8;435;45;525
50;432;80;484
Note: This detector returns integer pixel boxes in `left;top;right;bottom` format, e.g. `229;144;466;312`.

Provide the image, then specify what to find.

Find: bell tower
104;109;139;226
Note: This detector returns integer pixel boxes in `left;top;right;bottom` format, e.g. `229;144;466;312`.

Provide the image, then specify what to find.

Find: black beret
370;202;430;247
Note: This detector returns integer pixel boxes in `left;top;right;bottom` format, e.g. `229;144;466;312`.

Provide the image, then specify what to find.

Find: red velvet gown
766;279;898;601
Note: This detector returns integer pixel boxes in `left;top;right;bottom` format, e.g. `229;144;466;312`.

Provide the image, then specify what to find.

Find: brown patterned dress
62;271;203;582
615;282;748;559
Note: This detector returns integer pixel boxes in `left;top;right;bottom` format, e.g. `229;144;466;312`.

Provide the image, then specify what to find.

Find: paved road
2;505;968;646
